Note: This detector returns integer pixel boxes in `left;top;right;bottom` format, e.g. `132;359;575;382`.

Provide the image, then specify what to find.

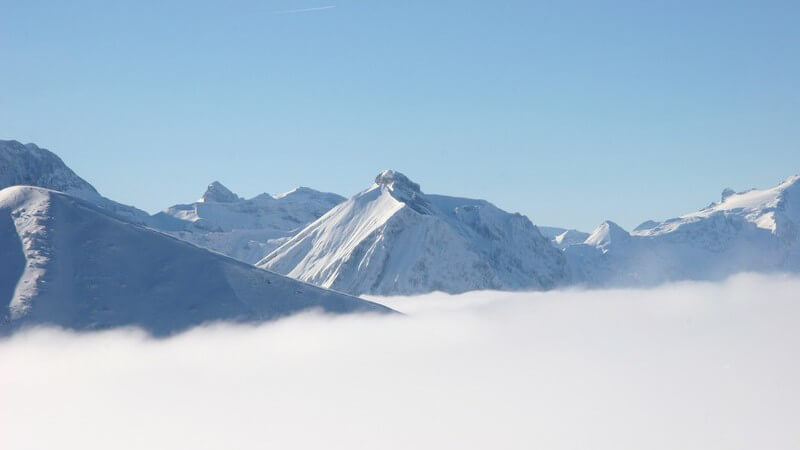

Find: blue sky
1;0;798;231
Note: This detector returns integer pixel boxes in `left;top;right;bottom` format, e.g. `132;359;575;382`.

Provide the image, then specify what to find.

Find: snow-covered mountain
562;176;800;286
539;226;591;250
0;140;151;224
0;186;390;335
258;170;567;295
151;182;345;264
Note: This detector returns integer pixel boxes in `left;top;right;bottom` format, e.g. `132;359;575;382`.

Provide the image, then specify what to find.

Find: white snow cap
200;181;240;203
375;170;421;193
585;220;630;249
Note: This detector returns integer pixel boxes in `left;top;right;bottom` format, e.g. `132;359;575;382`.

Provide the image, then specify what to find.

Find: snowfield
2;274;799;450
0;186;391;335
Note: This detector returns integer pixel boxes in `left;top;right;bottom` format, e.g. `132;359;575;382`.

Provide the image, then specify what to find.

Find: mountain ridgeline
2;139;800;316
258;170;568;295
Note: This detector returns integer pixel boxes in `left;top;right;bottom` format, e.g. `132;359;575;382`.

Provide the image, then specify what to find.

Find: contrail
273;5;336;14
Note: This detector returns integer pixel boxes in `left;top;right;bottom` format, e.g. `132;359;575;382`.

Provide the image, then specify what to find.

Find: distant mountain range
562;176;800;286
151;182;344;264
2;139;799;317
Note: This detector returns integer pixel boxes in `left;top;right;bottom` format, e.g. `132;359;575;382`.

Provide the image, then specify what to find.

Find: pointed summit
259;171;567;295
200;181;240;203
374;170;421;193
585;220;630;250
721;188;736;202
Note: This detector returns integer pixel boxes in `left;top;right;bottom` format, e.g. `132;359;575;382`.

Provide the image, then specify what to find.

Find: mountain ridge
0;185;391;335
258;170;567;295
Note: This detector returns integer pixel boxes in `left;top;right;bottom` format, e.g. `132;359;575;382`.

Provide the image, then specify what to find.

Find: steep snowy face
553;229;590;249
200;181;241;203
566;175;800;287
151;183;345;264
584;221;630;252
258;170;567;295
0;140;97;196
0;186;390;335
0;140;151;224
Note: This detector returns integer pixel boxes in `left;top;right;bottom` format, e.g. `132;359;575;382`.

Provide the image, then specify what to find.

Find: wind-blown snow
0;186;390;335
2;274;798;450
259;170;567;295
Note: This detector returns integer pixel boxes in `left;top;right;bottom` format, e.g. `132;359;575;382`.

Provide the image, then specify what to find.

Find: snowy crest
200;181;240;203
373;170;431;215
374;170;420;192
585;220;630;251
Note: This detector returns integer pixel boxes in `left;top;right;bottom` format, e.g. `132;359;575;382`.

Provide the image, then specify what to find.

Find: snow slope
563;175;800;286
0;186;390;335
0;140;151;224
151;182;345;264
533;226;590;250
258;170;567;295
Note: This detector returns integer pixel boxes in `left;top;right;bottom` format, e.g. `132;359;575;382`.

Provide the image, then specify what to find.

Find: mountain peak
374;170;421;193
585;220;630;250
0;139;99;195
200;181;240;203
721;188;736;202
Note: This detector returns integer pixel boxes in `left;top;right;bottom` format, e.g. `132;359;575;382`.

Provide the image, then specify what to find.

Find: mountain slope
151;182;345;264
258;170;567;295
0;186;391;335
564;175;800;286
0;140;151;224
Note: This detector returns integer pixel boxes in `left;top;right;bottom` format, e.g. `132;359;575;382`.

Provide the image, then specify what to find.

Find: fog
2;273;799;449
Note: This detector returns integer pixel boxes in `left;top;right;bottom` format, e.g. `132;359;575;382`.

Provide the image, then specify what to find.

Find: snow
259;170;567;295
199;181;241;203
553;229;590;249
0;186;391;335
4;139;800;296
560;175;800;286
151;182;345;264
584;220;631;252
0;140;151;224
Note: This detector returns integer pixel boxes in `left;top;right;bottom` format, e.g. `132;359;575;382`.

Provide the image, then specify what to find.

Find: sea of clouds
2;273;799;449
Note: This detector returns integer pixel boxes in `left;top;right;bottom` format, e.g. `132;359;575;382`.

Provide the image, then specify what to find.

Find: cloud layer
2;274;800;449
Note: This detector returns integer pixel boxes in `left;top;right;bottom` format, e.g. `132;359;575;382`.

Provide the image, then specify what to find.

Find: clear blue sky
1;0;798;231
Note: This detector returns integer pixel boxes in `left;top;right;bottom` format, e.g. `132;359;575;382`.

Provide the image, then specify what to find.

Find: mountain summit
0;140;150;224
258;171;567;295
200;181;241;203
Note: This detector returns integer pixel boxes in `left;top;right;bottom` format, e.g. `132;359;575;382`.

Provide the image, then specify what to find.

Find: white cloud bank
2;273;800;450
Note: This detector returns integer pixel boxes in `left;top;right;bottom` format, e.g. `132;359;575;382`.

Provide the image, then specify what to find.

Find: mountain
151;182;345;264
0;140;151;224
563;175;800;286
0;186;391;336
533;226;590;250
538;226;569;239
258;170;567;295
553;229;590;250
